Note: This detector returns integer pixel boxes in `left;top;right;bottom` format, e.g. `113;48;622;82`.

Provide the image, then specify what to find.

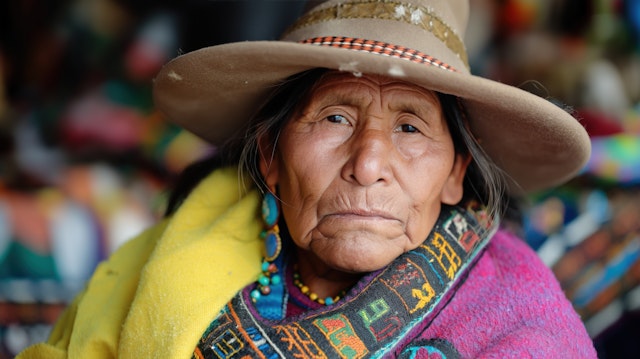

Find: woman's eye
398;124;419;133
326;114;349;124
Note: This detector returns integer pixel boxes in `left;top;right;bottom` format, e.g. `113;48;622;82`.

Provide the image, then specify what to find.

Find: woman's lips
324;209;398;222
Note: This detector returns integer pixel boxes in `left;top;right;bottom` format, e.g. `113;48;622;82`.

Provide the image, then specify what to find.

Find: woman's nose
342;128;393;186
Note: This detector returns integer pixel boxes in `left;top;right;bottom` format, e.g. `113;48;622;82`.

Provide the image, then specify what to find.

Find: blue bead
261;261;269;271
265;232;281;260
251;289;261;300
325;297;334;305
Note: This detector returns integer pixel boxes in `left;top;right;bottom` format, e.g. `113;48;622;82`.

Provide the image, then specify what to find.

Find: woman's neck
294;249;362;299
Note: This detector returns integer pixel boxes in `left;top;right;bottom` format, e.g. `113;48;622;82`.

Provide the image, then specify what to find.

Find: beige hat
153;0;590;194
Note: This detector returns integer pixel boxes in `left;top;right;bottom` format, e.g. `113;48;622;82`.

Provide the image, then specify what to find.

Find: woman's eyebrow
391;100;439;118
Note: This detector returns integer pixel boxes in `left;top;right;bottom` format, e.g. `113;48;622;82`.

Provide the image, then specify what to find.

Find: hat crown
282;0;470;70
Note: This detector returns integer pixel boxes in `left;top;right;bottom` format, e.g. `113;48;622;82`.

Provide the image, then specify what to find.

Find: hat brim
153;41;590;194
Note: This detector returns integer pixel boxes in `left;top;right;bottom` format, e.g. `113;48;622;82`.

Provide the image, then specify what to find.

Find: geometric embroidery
422;232;461;280
274;323;327;358
193;201;494;358
359;298;401;342
380;259;433;314
314;314;368;359
210;329;243;358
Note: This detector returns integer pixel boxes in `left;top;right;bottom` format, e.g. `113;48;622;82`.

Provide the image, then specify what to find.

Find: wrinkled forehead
313;70;433;89
303;70;441;108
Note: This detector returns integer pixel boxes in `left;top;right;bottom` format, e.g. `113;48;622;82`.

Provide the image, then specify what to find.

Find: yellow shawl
17;167;264;359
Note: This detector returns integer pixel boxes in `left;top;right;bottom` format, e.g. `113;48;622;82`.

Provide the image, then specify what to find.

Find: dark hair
164;69;327;215
165;69;508;221
438;94;508;220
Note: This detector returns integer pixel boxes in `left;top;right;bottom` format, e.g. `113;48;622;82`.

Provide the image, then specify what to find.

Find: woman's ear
258;135;279;188
441;153;472;205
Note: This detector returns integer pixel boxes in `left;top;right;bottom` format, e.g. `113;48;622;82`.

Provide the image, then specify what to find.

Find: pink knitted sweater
402;229;597;358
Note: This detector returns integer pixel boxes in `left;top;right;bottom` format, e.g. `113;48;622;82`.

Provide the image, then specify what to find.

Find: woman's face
261;71;469;273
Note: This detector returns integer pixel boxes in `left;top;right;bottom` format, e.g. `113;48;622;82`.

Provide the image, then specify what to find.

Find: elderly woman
19;0;597;358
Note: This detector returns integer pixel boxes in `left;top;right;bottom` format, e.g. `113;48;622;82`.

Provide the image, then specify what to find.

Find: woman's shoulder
479;228;573;308
485;228;556;278
98;218;170;275
460;228;596;356
419;228;597;357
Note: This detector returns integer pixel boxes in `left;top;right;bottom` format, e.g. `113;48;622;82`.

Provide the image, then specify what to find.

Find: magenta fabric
405;229;597;358
284;229;596;357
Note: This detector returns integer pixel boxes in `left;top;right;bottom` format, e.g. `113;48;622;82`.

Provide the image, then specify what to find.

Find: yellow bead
309;293;318;301
301;285;309;294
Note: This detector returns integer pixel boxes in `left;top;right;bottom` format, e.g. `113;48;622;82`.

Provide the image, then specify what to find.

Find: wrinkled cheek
406;205;442;248
280;197;324;252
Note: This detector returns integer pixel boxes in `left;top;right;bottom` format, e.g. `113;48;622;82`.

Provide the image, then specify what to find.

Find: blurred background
1;0;639;357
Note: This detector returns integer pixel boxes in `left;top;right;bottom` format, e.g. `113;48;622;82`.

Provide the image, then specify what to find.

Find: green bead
271;274;281;285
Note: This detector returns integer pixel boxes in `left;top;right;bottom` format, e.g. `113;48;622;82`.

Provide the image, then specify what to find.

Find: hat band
300;36;458;72
286;0;468;68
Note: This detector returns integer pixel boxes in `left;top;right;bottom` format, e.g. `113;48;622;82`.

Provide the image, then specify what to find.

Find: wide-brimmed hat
153;0;590;194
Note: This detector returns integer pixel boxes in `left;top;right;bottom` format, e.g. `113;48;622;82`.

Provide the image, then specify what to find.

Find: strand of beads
292;268;345;306
251;259;282;302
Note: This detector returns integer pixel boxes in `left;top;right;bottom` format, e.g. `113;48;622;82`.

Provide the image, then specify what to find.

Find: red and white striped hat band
300;36;458;72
